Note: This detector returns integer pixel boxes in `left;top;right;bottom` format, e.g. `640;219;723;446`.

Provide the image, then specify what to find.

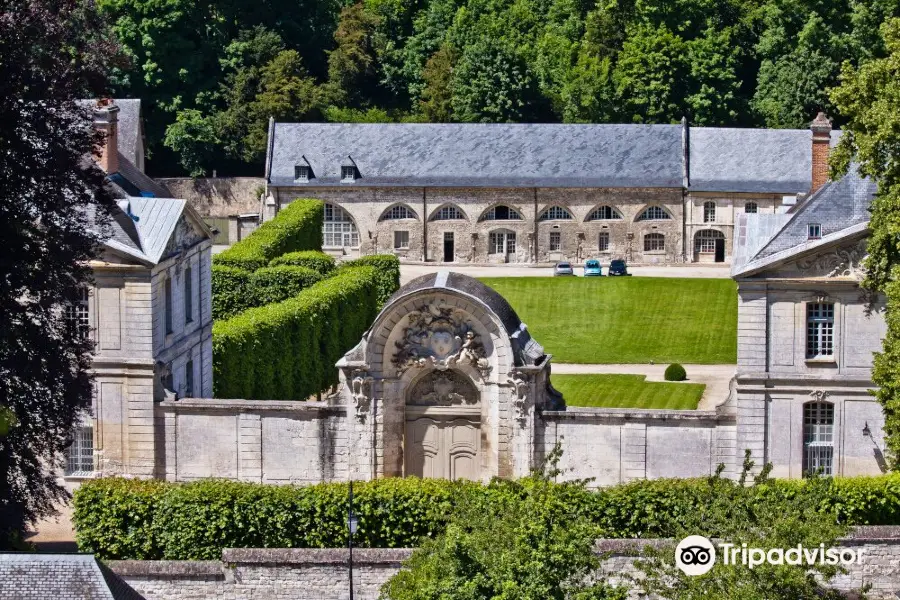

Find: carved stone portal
408;370;479;406
392;300;492;378
795;240;867;280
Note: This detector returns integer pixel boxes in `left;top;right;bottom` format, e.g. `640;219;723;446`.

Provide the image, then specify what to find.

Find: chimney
93;99;120;174
810;112;831;193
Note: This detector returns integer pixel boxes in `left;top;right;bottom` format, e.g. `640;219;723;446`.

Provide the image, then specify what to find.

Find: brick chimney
810;112;832;193
93;99;120;174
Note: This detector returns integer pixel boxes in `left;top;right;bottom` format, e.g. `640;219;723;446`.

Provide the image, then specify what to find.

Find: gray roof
77;99;144;168
732;167;877;277
99;197;196;265
688;128;812;193
114;153;170;198
0;553;139;600
268;123;686;188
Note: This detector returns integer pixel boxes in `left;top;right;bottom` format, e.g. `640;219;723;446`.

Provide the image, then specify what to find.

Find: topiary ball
664;363;687;381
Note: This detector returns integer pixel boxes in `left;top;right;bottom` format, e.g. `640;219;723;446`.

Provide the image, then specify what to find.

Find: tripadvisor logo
675;535;865;576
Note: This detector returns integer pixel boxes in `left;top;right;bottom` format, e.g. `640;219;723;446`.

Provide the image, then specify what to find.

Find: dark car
608;259;630;276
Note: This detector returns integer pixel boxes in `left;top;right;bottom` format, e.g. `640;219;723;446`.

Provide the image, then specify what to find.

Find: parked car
554;261;574;276
608;259;630;276
583;259;603;276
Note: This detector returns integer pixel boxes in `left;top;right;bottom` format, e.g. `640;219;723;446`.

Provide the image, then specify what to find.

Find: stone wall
105;528;900;599
158;177;264;218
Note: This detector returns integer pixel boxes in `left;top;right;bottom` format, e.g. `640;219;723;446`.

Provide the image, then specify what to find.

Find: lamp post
348;479;358;600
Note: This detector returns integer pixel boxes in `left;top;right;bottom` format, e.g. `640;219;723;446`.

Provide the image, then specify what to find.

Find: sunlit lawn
479;277;737;364
552;374;705;410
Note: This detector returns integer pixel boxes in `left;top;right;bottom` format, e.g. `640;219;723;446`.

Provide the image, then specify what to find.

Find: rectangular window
549;231;561;251
598;232;610;252
65;424;94;476
185;359;194;398
184;266;193;324
808;223;822;240
295;165;310;182
803;402;834;476
703;202;716;223
66;287;90;340
341;166;356;182
164;278;173;335
806;303;835;358
644;234;665;252
394;230;410;249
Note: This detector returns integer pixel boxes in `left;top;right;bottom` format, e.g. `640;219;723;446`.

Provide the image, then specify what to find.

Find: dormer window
808;223;822;240
341;166;356;182
295;164;311;182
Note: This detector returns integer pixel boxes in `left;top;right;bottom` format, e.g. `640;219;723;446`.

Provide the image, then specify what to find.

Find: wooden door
405;417;480;480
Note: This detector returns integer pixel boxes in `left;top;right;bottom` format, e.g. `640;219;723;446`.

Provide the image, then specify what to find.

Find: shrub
251;266;323;306
213;266;379;400
339;254;401;309
214;199;324;271
73;473;900;561
270;250;336;275
211;264;254;320
664;363;687;381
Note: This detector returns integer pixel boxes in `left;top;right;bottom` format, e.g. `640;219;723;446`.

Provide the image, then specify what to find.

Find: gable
749;237;868;281
161;213;208;261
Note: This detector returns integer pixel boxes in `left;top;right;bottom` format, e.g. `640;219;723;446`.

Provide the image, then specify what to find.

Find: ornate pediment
392;300;491;378
162;216;207;258
792;239;867;281
408;370;479;406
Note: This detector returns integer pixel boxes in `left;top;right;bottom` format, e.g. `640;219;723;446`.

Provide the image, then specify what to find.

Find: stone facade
103;528;900;599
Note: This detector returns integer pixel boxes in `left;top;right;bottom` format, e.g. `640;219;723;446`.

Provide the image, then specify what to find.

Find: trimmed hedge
269;250;336;275
73;473;900;560
211;265;254;321
213;266;379;400
214;199;324;271
664;363;687;381
339;254;401;309
251;266;323;307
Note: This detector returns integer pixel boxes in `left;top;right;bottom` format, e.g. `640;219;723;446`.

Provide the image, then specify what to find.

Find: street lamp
348;479;358;600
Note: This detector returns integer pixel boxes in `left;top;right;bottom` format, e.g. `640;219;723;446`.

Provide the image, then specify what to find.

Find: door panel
405;416;480;481
406;418;443;479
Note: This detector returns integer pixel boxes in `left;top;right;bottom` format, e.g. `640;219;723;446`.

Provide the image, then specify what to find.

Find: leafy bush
211;265;254;320
664;363;687;381
339;254;401;308
270;250;336;275
251;266;323;306
214;199;324;271
73;472;900;560
213;266;379;400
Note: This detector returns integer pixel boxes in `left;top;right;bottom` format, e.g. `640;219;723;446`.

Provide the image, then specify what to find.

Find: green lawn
552;374;705;410
479;277;737;364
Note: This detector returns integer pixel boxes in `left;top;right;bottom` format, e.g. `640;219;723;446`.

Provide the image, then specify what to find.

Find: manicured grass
479;277;737;364
552;374;705;410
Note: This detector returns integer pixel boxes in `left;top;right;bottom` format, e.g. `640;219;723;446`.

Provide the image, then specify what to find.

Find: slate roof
731;167;877;277
98;197;197;265
267;121;838;193
77;99;144;168
268;123;686;188
0;553;139;600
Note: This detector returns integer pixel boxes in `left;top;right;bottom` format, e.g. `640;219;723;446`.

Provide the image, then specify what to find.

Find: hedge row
212;265;324;320
73;474;900;560
214;199;324;271
339;254;401;309
211;265;253;321
269;250;336;275
212;266;380;400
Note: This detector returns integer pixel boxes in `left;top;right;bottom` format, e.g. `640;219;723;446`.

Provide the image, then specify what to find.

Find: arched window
379;204;417;221
538;206;573;221
586;205;623;221
694;229;725;254
323;203;360;248
644;233;665;252
744;202;758;214
480;205;523;221
431;204;466;221
703;201;716;223
636;206;671;221
803;402;834;476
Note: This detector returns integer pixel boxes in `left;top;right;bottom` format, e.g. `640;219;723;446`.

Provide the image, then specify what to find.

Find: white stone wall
685;192;783;262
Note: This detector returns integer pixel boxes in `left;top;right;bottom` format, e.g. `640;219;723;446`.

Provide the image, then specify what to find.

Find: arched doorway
323;202;360;253
694;229;725;263
404;370;482;481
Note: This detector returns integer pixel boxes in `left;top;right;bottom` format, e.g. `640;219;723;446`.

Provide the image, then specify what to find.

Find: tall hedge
339;254;401;309
214;199;324;271
251;266;323;307
213;266;379;400
211;265;254;321
269;250;336;275
73;473;900;560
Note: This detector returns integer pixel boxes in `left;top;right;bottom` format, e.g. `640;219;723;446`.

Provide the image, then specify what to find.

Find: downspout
422;187;428;262
763;282;770;466
681;116;690;262
533;188;539;263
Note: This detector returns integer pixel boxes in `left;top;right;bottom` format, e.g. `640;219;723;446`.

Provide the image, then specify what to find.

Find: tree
0;0;119;548
419;44;456;121
830;17;900;469
635;452;861;599
380;447;627;600
327;3;383;108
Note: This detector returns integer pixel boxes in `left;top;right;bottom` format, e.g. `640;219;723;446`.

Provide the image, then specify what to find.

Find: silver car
554;261;574;276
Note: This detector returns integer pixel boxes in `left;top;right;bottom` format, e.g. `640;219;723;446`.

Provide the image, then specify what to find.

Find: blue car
583;259;603;276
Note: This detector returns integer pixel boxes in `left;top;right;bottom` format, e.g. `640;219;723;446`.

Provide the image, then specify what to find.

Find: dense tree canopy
0;0;119;548
97;0;900;175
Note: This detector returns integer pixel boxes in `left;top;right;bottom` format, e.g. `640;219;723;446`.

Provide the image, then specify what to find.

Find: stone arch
537;205;574;221
478;203;525;222
429;203;469;222
584;204;623;221
634;204;673;222
378;203;419;222
323;202;360;249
